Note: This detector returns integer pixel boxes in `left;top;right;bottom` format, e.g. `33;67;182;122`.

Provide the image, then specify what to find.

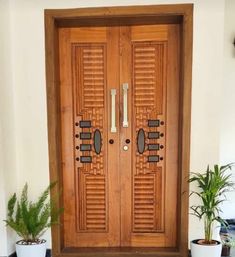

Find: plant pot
191;239;222;257
16;239;46;257
221;246;231;256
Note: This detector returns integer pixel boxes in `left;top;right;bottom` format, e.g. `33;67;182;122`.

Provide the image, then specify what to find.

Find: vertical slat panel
72;44;107;232
132;43;166;233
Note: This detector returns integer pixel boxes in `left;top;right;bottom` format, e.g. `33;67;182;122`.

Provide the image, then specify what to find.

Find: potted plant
4;182;62;257
221;233;235;256
189;164;234;257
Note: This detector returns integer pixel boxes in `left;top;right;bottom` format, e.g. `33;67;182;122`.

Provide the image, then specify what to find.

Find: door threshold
61;247;182;257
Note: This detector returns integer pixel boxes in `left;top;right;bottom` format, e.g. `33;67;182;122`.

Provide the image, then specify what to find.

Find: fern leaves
4;182;62;244
7;193;17;220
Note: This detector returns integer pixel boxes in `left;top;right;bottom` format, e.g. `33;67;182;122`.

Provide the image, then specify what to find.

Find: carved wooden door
59;24;179;248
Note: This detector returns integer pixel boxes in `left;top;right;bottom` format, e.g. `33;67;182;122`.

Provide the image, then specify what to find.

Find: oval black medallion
137;128;145;154
94;129;102;154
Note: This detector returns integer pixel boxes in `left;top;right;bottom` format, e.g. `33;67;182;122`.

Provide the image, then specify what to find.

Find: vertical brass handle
123;83;128;128
111;89;117;133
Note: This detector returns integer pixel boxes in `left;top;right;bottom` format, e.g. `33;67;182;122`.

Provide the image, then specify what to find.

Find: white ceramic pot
16;240;46;257
190;239;222;257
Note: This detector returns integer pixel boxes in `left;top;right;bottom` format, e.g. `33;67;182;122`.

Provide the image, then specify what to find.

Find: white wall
1;0;235;255
0;1;17;256
189;0;225;241
220;0;235;219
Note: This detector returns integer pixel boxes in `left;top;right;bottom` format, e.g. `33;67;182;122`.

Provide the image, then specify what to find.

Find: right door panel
120;24;180;247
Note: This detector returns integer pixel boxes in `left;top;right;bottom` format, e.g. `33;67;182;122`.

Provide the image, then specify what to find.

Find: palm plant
189;164;234;244
4;182;62;244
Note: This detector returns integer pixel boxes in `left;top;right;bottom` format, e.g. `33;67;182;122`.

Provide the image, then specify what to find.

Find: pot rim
16;239;46;245
191;239;221;246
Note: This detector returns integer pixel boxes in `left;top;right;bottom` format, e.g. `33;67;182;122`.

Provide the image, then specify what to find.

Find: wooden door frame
44;4;193;257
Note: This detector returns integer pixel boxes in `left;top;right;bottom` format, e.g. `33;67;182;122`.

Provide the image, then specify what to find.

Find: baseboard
8;249;51;257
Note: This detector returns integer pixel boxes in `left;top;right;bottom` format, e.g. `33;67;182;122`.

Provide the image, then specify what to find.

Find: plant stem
204;217;213;243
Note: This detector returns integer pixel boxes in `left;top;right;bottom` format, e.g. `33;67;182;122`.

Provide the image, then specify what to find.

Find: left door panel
59;27;120;247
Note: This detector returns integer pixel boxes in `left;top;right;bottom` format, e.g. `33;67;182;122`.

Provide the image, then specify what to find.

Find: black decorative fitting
76;157;80;161
80;156;92;163
160;157;164;161
75;134;79;138
94;129;102;154
79;120;92;128
125;139;131;144
148;120;160;127
80;132;92;140
160;133;164;137
75;122;79;126
160;121;164;125
80;144;92;151
137;129;145;154
148;155;159;162
160;145;164;149
109;139;114;144
148;132;160;139
76;146;79;150
148;144;159;151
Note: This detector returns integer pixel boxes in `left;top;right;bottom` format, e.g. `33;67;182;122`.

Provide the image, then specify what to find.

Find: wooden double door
59;23;180;248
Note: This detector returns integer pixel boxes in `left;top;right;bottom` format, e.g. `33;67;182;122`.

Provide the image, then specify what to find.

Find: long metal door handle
123;83;128;128
111;89;117;133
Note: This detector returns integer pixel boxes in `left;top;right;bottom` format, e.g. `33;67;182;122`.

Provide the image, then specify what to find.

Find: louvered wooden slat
72;44;107;233
80;46;105;109
133;175;155;232
133;45;157;108
132;43;166;234
83;175;107;231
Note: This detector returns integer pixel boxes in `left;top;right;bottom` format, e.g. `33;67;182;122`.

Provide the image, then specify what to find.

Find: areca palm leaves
189;164;234;244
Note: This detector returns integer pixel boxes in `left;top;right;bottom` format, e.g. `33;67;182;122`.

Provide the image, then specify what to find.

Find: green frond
7;193;17;220
15;202;22;223
35;182;56;215
189;163;235;243
4;182;63;243
20;183;28;205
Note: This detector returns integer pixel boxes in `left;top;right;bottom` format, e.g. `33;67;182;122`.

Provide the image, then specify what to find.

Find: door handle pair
110;83;129;133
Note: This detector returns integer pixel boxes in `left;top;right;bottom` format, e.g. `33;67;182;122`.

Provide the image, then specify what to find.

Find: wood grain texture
131;25;168;41
72;44;107;232
60;24;178;248
59;27;120;247
45;4;192;20
177;6;193;257
44;4;193;257
44;12;64;256
132;42;166;234
119;26;132;247
127;25;179;248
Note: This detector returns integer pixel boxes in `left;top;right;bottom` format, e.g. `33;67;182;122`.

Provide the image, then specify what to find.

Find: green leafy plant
189;164;235;244
4;182;63;244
